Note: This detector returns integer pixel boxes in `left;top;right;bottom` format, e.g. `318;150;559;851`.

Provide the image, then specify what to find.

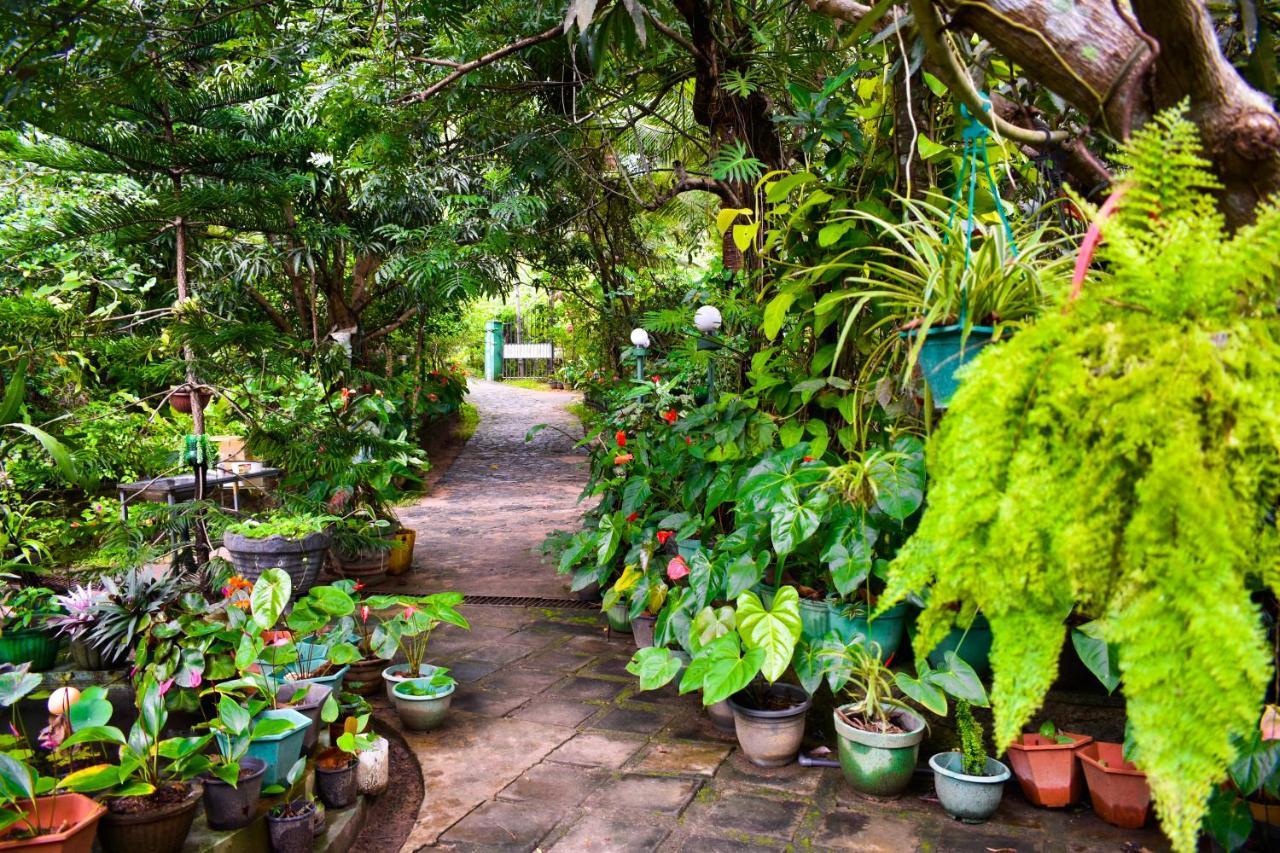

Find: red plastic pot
1078;741;1152;828
1005;731;1093;807
0;793;106;853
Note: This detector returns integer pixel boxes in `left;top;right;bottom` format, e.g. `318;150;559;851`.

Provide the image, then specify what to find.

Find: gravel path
396;380;589;599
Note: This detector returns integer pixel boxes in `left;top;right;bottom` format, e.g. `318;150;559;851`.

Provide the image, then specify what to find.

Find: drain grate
462;594;599;610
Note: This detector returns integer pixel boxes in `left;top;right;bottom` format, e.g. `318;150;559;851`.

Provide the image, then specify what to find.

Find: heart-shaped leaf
735;587;802;683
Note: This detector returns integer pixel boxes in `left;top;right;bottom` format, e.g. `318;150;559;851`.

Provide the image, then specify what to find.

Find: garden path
396;380;589;599
359;383;1170;852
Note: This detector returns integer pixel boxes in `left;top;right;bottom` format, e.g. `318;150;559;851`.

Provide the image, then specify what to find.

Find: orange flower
614;453;633;465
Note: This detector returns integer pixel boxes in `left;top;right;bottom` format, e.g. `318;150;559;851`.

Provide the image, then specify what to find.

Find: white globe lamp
694;305;722;334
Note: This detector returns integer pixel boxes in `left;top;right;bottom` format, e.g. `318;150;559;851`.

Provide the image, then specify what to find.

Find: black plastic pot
267;801;316;853
727;683;813;768
200;757;267;830
315;757;358;810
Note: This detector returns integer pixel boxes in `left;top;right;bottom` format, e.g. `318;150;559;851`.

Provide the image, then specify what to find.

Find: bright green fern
879;108;1280;852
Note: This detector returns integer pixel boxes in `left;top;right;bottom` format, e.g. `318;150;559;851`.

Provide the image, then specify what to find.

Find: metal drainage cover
462;594;598;610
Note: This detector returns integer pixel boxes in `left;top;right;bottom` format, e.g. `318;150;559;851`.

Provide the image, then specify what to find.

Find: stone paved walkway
382;383;1170;852
398;380;588;598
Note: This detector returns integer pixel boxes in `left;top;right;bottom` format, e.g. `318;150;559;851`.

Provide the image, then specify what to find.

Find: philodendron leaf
735;586;802;683
895;669;947;716
0;666;40;709
929;651;989;707
321;694;340;724
251;569;291;630
1071;622;1120;693
68;685;112;731
690;606;736;654
702;646;765;705
626;647;682;691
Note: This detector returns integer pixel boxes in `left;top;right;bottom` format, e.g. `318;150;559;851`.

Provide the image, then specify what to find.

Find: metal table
117;467;282;519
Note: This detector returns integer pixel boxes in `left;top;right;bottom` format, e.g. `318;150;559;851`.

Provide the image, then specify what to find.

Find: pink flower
404;605;417;618
158;679;175;696
360;605;370;623
667;556;690;581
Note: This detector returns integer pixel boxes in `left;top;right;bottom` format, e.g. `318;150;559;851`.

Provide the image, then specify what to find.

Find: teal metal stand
484;320;504;381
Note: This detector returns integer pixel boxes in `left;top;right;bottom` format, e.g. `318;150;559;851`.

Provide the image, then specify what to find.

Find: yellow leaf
715;207;752;236
614;564;641;593
732;221;761;252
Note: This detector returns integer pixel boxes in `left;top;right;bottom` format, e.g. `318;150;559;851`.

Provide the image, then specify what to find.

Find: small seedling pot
929;751;1011;823
834;705;925;797
200;757;267;831
1005;731;1093;807
266;801;316;853
314;750;359;810
1078;741;1152;829
727;683;812;768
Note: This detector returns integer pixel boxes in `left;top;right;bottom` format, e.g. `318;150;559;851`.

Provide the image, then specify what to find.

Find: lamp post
629;327;651;381
694;305;723;404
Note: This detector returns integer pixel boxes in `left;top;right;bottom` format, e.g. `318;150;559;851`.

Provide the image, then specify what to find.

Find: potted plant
57;676;210;853
1005;721;1093;807
274;683;335;756
0;752;105;853
329;512;393;586
928;701;1011;823
385;527;415;577
69;567;185;671
1078;741;1152;829
168;387;211;414
314;714;376;810
367;592;468;701
0;587;60;671
341;594;386;696
222;513;332;596
46;587;125;671
326;693;371;746
355;734;388;796
265;759;314;853
391;670;456;732
197;693;283;830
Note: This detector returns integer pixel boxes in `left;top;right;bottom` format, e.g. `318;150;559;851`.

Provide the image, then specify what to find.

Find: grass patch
455;402;480;442
502;378;554;391
566;401;591;428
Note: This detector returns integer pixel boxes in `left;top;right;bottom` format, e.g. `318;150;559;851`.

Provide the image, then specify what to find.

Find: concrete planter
834;705;925;796
392;680;455;731
381;663;439;702
929;752;1010;823
727;683;812;768
224;530;329;598
1006;731;1093;807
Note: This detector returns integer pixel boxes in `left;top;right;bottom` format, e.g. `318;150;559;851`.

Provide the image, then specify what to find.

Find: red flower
803;456;815;463
651;375;661;383
626;512;639;522
354;582;365;591
614;453;633;465
666;555;690;581
662;409;678;424
656;531;673;545
615;430;627;448
684;436;693;445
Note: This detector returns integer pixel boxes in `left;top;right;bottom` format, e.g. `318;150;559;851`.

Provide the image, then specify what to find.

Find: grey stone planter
392;681;455;731
223;530;330;597
929;751;1010;823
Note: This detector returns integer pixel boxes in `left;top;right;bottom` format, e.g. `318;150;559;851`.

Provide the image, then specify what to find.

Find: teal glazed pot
797;598;829;640
925;614;993;679
904;325;996;407
929;752;1010;823
236;708;310;787
829;602;909;661
834;705;925;797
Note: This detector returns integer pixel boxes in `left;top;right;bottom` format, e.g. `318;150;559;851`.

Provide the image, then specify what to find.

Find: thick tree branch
244;286;291;333
397;23;565;105
799;0;872;24
364;304;419;342
645;9;702;59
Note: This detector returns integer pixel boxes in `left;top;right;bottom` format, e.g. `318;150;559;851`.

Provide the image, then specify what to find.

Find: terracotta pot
168;389;211;414
344;657;385;696
0;793;105;853
98;783;201;853
1078;741;1152;829
1250;798;1280;826
1005;731;1093;807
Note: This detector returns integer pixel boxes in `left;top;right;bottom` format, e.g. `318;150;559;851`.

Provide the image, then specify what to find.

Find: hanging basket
904;324;995;408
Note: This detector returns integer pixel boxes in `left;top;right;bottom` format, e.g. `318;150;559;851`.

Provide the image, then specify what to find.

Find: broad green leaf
0;666;39;709
732;221;760;253
59;725;127;750
1071;623;1120;693
715;207;752;236
219;695;251;735
929;651;989;707
58;763;121;793
690;606;736;654
703;646;765;705
251;569;291;630
762;291;795;340
916;134;949;161
0;754;34;800
626;647;682;691
307;586;354;617
735;587;802;683
69;686;112;731
895;670;948;716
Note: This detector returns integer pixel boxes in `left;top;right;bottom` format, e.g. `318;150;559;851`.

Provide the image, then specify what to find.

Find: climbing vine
880;109;1280;852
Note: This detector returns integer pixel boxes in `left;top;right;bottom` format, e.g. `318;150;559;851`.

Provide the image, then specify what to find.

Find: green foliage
224;513;332;541
955;701;986;776
880;110;1280;852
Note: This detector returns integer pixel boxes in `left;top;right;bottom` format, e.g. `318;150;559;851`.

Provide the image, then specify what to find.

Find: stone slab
630;740;732;777
546;812;673;851
546;731;647;768
583;773;702;815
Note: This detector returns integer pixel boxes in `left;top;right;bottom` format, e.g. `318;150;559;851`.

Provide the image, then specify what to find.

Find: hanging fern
879;108;1280;852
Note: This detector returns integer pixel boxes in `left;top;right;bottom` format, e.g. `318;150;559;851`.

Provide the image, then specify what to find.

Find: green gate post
484;320;504;381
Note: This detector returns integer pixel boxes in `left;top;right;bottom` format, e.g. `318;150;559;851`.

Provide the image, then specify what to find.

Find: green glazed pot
828;602;909;661
236;708;310;787
798;598;829;640
923;614;993;679
834;705;925;797
0;628;62;672
606;604;632;632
